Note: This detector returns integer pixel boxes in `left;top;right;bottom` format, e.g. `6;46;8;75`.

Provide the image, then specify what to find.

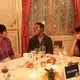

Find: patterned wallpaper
29;0;75;36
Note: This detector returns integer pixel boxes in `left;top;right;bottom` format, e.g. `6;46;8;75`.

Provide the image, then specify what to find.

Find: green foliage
45;68;55;80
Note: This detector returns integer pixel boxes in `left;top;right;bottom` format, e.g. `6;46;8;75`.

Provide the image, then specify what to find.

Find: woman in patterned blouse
0;24;15;61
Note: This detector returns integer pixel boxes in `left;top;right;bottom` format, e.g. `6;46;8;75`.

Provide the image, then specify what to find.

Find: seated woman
0;24;15;62
69;26;80;56
27;22;53;54
2;29;7;37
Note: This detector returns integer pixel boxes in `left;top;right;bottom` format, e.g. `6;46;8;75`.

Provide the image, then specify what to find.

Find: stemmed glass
38;45;46;56
1;66;9;79
54;45;60;55
30;50;37;61
41;45;46;54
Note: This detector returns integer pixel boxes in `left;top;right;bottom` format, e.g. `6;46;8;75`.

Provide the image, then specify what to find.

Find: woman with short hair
0;24;15;62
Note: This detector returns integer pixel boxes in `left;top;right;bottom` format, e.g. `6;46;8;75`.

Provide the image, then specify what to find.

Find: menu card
65;64;79;79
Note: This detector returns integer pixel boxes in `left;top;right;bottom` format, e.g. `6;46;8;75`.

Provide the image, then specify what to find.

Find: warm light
42;21;45;24
29;72;37;78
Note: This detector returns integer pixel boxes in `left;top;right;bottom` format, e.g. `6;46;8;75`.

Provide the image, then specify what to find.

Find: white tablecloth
0;55;80;80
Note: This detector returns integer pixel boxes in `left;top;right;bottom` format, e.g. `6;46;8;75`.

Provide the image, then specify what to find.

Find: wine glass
31;50;37;61
54;45;60;55
41;45;46;54
1;66;9;79
38;45;46;57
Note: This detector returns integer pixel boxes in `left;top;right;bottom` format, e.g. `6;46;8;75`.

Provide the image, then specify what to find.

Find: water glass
23;53;29;60
54;45;60;55
41;45;46;53
30;50;37;61
38;45;46;56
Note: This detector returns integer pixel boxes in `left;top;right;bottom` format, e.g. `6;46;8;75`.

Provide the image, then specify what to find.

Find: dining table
0;54;80;80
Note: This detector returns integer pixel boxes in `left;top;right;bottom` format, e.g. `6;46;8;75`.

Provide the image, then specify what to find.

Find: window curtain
72;0;80;27
22;0;32;55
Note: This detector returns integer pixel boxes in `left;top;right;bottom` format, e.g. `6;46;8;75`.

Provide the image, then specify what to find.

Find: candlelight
29;72;37;78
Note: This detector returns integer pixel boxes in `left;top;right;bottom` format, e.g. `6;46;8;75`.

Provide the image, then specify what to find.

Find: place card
65;64;79;79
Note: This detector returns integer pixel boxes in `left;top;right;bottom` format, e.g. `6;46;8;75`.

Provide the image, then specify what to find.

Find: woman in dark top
69;26;80;56
27;22;53;54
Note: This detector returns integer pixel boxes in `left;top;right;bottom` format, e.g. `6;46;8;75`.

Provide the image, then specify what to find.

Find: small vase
48;73;55;80
45;68;55;80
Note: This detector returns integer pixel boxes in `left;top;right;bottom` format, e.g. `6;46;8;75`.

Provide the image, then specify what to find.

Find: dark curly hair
0;24;6;34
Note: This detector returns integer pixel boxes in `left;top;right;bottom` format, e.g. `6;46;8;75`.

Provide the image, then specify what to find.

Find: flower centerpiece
45;68;55;80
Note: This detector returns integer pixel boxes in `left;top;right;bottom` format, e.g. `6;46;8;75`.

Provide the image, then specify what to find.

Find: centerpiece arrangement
45;68;55;80
44;68;61;80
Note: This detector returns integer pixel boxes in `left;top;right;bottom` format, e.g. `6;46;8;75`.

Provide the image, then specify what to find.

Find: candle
30;72;37;78
29;72;39;80
29;72;43;80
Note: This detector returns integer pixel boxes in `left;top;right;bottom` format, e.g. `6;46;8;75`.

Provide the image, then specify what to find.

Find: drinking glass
39;45;46;55
41;45;46;54
54;45;60;55
1;66;9;79
31;50;37;61
23;53;29;60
